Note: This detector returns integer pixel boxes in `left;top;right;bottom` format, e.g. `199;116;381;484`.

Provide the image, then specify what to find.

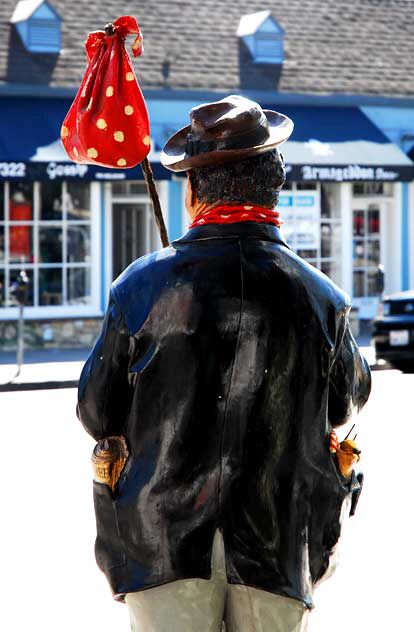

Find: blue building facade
0;0;413;346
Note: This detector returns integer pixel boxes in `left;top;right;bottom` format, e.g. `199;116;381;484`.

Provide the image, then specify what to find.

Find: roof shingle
0;0;413;97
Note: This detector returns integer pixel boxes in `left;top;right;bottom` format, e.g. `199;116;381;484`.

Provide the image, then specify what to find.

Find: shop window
352;204;381;298
67;182;91;220
0;181;95;313
41;181;63;220
352;182;394;196
280;182;342;287
296;182;317;191
112;181;148;196
10;268;34;306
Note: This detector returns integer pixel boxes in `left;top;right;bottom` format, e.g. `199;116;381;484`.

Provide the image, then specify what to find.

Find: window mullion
4;181;9;304
364;209;368;297
33;182;40;306
62;182;68;304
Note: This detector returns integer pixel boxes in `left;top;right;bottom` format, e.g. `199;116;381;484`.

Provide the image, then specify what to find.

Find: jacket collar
173;221;290;248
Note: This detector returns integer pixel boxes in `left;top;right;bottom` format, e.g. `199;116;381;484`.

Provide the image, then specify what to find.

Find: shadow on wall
238;39;283;91
6;26;59;85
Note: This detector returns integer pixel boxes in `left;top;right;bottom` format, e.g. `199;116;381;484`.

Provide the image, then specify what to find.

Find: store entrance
112;202;152;279
351;199;387;319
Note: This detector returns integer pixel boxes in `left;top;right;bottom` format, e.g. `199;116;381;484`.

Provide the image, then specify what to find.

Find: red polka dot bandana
61;16;150;168
189;205;283;228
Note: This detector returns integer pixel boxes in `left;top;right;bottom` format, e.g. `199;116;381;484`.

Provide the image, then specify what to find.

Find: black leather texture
77;221;371;607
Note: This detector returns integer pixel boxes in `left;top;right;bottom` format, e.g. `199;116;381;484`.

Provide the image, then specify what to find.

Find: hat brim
160;110;294;172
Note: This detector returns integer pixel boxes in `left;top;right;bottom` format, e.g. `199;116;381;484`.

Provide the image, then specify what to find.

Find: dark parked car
372;290;414;372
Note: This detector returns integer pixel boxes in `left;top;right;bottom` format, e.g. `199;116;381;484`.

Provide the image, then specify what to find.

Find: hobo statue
77;95;371;632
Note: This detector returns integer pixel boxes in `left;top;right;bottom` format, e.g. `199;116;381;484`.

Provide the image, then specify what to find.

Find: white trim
62;181;68;303
3;181;10;302
237;11;271;36
33;182;40;306
0;305;103;320
90;182;101;309
104;182;113;298
11;0;45;23
341;183;353;296
386;184;402;294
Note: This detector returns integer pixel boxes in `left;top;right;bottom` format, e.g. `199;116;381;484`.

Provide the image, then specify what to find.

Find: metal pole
15;303;24;378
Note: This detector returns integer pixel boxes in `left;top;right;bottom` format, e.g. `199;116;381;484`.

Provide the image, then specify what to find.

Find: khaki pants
125;531;309;632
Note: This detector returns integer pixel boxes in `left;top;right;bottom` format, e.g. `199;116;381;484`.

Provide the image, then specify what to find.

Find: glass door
112;203;151;279
352;202;383;318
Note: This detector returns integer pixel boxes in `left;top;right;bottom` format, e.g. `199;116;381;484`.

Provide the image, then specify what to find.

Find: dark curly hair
188;149;285;208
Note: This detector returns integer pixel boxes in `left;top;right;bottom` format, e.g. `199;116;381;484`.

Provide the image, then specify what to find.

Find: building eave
1;83;414;109
141;88;414;109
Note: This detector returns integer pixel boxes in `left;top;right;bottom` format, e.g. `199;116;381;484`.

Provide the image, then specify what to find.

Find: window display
0;181;93;310
352;204;381;298
279;182;342;287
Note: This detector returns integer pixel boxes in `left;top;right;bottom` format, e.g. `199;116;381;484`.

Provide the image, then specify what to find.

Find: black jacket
77;222;371;608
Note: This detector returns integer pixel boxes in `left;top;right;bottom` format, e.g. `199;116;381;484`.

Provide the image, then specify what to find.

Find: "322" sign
0;162;26;177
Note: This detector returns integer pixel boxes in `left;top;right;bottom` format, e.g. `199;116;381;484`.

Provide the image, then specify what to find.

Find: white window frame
0;180;102;320
349;184;398;319
279;182;343;286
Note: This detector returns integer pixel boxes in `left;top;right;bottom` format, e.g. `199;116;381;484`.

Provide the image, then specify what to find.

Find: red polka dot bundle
61;16;150;168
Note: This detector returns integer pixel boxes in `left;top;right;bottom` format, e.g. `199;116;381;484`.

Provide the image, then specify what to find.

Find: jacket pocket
93;481;126;571
309;469;353;585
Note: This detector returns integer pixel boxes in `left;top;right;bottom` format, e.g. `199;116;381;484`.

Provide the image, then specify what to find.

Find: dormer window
238;10;284;64
11;0;62;54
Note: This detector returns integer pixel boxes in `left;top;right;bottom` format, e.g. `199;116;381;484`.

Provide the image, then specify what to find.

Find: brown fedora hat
160;94;294;172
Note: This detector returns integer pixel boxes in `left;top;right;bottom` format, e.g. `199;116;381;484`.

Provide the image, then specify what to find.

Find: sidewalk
0;339;379;392
0;348;89;392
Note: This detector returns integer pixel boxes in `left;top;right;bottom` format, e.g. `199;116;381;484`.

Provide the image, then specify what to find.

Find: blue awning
268;105;387;143
0;97;69;161
0;97;412;182
0;96;170;181
262;104;413;181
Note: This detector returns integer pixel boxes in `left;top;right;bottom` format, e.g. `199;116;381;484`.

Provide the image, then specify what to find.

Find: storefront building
0;94;413;348
1;0;414;348
0;103;168;347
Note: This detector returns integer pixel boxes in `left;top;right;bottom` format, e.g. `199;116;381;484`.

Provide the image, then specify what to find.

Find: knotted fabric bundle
61;16;150;168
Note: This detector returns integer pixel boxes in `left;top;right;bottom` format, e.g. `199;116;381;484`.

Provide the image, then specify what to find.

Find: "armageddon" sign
286;163;413;182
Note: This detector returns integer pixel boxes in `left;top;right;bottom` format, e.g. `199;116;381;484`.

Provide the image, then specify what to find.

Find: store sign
279;193;320;250
0;160;411;183
286;164;413;182
0;161;171;182
46;162;89;180
0;162;26;178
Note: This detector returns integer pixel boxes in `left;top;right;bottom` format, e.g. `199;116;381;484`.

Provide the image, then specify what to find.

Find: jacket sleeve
77;288;132;440
328;310;371;428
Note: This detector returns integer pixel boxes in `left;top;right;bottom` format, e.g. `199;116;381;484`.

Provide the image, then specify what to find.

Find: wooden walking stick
141;157;170;247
